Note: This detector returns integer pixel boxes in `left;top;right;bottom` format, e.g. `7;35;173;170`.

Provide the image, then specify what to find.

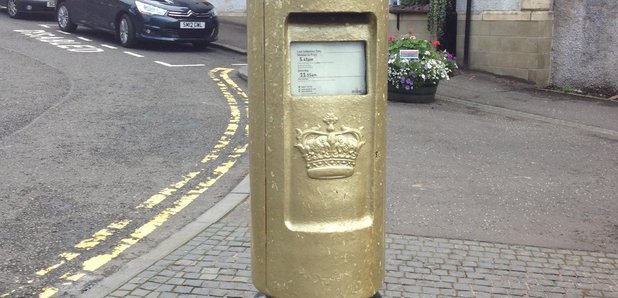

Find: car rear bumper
135;14;219;43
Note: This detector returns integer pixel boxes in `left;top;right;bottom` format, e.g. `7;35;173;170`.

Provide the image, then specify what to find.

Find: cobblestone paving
107;223;618;298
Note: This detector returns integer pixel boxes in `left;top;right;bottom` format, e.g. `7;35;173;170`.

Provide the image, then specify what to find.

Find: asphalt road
0;13;248;297
385;87;618;251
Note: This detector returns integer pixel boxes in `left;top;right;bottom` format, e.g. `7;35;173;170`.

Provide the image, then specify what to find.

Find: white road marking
77;37;92;42
155;61;205;67
124;51;144;58
56;30;71;35
231;63;248;66
101;44;117;49
39;24;50;28
14;29;104;53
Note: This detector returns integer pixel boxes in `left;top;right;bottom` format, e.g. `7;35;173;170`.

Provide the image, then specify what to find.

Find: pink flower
433;40;441;47
387;35;396;42
410;35;417;40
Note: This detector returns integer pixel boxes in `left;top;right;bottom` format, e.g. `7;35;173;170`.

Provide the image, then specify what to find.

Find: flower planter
387;37;457;104
388;83;438;103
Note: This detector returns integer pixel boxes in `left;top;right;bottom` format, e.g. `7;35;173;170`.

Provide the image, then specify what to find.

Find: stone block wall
456;0;554;86
388;11;434;41
551;0;618;95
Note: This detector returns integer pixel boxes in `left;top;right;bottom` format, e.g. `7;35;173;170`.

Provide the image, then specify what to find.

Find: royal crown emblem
295;113;365;179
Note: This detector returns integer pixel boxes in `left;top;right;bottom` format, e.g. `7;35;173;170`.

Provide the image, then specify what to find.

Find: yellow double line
1;67;248;298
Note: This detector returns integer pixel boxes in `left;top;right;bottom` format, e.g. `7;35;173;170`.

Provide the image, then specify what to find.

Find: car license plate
47;0;55;7
180;21;205;29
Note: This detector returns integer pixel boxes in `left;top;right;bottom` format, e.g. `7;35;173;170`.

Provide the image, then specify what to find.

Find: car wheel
192;41;209;51
57;3;77;32
118;14;137;48
7;0;21;18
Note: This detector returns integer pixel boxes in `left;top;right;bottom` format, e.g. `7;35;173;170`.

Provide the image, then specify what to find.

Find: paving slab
102;221;618;298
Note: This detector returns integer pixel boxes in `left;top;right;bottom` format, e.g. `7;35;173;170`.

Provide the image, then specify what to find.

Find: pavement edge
210;42;248;55
82;176;250;298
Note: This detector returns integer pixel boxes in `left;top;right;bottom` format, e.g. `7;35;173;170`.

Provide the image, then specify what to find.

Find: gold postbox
248;0;388;297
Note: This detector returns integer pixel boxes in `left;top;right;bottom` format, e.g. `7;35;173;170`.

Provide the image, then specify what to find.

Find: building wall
456;0;553;86
209;0;246;13
455;0;519;11
388;13;433;42
551;0;618;95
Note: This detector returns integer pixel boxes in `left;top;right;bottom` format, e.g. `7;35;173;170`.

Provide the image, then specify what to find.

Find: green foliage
388;37;434;56
427;0;451;39
399;0;429;5
397;0;452;39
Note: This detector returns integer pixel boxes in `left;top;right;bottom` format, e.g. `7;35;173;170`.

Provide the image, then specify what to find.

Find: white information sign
290;41;366;96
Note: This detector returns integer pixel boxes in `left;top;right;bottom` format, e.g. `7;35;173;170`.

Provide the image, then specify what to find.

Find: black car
55;0;218;48
1;0;55;18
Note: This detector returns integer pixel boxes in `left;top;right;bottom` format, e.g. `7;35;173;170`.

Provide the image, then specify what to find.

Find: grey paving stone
218;275;235;281
232;276;251;283
183;279;203;287
398;278;417;286
104;222;618;298
474;291;492;298
157;270;176;277
118;283;139;291
165;277;184;286
129;289;151;296
456;290;474;297
109;290;130;297
140;282;160;291
421;286;440;294
155;284;174;292
172;285;193;294
383;290;403;297
183;273;201;280
508;288;528;296
491;286;509;295
208;288;229;297
604;291;618;298
421;274;440;282
501;254;517;261
453;283;470;291
144;292;160;298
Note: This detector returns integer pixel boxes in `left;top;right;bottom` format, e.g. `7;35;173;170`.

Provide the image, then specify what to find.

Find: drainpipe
463;0;472;69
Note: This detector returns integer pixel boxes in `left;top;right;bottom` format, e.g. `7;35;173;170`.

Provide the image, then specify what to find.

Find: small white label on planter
399;49;419;60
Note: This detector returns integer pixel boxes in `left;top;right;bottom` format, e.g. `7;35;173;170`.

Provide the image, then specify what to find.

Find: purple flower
404;85;411;91
399;76;406;83
444;51;455;61
405;78;412;85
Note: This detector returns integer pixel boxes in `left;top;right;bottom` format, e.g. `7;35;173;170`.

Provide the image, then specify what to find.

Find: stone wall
551;0;618;95
456;0;554;86
209;0;246;13
455;0;519;11
387;12;433;41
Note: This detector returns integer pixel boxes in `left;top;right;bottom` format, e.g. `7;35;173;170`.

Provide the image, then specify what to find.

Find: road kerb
79;176;250;298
